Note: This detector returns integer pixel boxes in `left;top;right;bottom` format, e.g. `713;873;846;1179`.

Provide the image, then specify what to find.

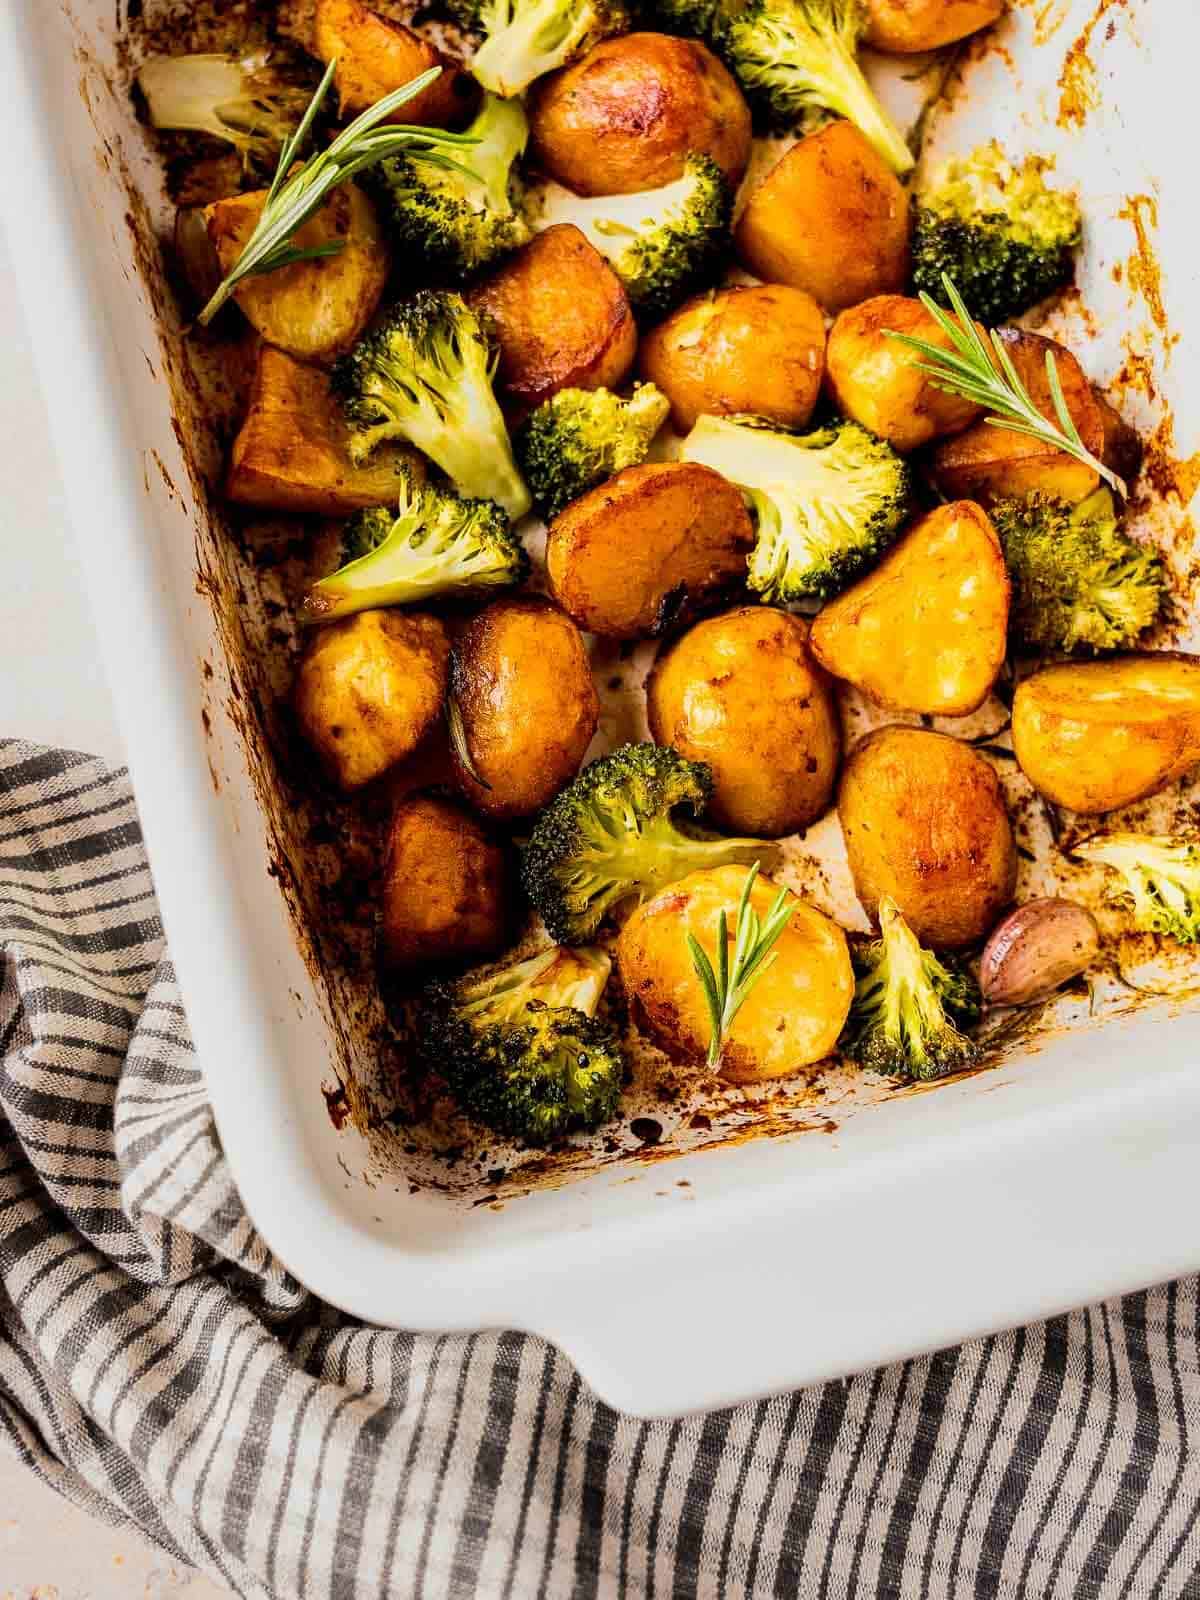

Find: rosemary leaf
686;863;794;1070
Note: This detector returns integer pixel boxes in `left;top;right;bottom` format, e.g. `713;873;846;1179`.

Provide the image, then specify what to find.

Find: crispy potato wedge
314;0;476;126
546;461;753;640
825;295;982;452
451;597;600;819
617;865;854;1083
1012;655;1200;815
863;0;1004;53
226;344;421;514
639;285;826;434
206;179;388;363
810;502;1009;716
528;32;751;195
647;608;839;835
734;123;911;314
379;793;510;969
931;329;1105;503
840;727;1017;948
468;225;637;422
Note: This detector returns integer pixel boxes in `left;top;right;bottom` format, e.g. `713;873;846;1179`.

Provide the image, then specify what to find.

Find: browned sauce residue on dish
1057;0;1127;129
1029;0;1071;46
1119;195;1168;338
323;1081;351;1130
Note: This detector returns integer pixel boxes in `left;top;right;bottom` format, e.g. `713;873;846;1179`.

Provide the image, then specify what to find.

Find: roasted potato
617;865;854;1083
863;0;1005;53
825;295;983;452
639;285;826;434
931;329;1106;503
379;793;510;969
206;180;388;363
810;502;1009;717
293;610;450;791
226;345;421;514
1012;655;1200;815
839;727;1017;948
451;596;600;819
734;123;911;314
646;608;840;835
546;461;753;639
527;33;751;196
314;0;476;127
468;225;637;421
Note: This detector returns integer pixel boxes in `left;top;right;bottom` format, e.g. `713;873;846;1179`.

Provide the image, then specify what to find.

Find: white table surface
0;231;231;1599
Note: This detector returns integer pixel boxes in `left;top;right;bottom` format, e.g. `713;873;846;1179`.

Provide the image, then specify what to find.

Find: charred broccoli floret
301;469;528;621
1074;834;1200;945
913;143;1083;324
136;50;317;172
514;383;670;519
450;0;632;97
521;743;774;944
840;897;982;1081
993;489;1165;654
529;156;732;317
681;413;912;603
363;93;531;280
420;946;624;1142
648;0;721;33
713;0;913;175
332;291;531;521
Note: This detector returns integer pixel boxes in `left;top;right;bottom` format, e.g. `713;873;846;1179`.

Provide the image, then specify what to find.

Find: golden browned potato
810;502;1009;717
293;610;450;791
639;285;826;434
734;123;911;314
863;0;1005;53
825;295;983;452
546;461;753;640
617;865;854;1083
1012;655;1200;815
931;329;1105;503
206;180;388;363
468;226;637;422
451;597;600;819
527;33;751;196
646;608;839;836
225;345;421;514
378;793;510;969
839;727;1017;948
314;0;477;127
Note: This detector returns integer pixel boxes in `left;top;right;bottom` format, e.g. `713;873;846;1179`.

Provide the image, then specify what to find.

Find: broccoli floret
420;946;624;1142
362;93;531;280
529;156;732;318
913;143;1083;324
1074;834;1200;945
301;469;528;622
521;743;774;945
648;0;721;33
993;489;1165;654
840;897;982;1081
451;0;632;97
713;0;914;175
332;291;531;522
681;414;912;603
514;384;670;519
136;51;316;172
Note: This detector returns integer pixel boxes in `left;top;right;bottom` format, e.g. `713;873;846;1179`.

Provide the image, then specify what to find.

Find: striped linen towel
2;740;1199;1600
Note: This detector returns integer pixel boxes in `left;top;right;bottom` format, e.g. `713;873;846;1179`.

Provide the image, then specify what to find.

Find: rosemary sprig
686;864;794;1070
198;59;478;326
884;273;1126;499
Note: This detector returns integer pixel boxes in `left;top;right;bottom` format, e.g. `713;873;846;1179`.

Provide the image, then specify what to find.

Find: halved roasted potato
931;329;1105;504
226;344;421;514
646;607;840;835
1012;654;1200;815
639;284;826;434
617;864;855;1083
314;0;476;126
468;225;637;421
206;179;388;363
379;792;510;969
863;0;1005;53
546;461;753;639
839;727;1017;948
810;502;1009;716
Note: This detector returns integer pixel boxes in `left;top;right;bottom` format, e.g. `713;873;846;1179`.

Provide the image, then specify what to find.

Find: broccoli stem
471;1;594;96
829;59;914;176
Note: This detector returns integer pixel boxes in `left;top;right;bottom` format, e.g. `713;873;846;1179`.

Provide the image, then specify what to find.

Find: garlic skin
980;898;1100;1007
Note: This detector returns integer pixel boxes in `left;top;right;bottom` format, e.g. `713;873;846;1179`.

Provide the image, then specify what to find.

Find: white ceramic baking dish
5;0;1200;1418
